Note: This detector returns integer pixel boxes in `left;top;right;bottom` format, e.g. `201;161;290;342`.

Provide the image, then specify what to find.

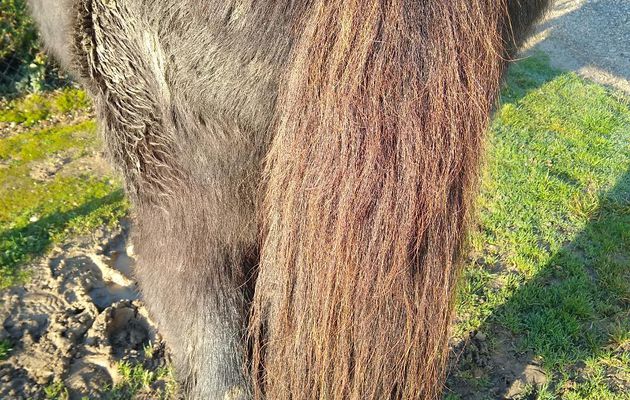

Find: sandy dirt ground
0;221;172;399
0;1;627;399
523;0;630;94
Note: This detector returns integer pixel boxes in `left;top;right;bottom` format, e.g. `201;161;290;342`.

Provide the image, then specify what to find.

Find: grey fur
70;1;304;398
30;1;304;397
27;0;75;69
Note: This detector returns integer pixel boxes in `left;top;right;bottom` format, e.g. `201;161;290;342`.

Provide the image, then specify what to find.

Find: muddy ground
0;222;174;399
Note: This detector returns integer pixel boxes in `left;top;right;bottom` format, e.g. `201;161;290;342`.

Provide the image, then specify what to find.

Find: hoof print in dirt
88;300;155;360
0;226;173;399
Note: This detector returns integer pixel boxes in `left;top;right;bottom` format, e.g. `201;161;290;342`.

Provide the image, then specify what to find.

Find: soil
0;222;171;400
446;329;549;400
28;148;111;182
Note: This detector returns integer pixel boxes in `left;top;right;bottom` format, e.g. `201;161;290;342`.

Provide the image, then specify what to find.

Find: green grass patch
0;87;91;126
0;119;126;289
106;361;176;400
0;120;94;163
452;53;629;398
44;380;69;400
0;339;12;360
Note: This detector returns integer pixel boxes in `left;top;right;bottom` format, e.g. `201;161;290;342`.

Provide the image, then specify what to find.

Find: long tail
251;1;545;399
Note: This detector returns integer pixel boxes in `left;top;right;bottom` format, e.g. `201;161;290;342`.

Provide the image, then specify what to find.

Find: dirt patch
0;223;172;399
28;154;73;181
28;150;112;182
524;0;630;94
57;149;113;180
447;329;548;400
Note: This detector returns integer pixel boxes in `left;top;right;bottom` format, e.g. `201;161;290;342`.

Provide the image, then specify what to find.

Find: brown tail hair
251;1;521;398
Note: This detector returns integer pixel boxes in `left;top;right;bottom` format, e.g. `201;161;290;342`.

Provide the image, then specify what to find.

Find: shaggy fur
250;1;548;399
28;1;548;399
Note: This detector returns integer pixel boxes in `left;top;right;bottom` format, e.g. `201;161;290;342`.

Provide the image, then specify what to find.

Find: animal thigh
67;1;301;398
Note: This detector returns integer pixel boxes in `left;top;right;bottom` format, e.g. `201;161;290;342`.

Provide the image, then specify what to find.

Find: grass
0;52;627;399
450;53;629;399
44;380;69;400
0;92;126;289
106;361;176;400
0;339;11;360
0;87;90;126
38;357;175;400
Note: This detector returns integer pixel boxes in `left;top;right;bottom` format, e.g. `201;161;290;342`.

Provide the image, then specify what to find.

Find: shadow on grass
447;168;629;399
500;51;563;105
0;189;125;288
445;48;629;398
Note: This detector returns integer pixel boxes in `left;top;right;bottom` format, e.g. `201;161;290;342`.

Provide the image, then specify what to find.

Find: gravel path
524;0;630;94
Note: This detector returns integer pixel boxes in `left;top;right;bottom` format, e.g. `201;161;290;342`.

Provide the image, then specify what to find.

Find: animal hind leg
133;192;256;399
26;0;261;397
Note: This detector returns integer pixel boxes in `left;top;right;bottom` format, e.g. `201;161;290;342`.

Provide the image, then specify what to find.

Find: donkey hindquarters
27;0;550;399
27;1;303;398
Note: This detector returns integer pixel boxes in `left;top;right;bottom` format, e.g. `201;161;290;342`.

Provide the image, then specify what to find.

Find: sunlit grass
452;53;629;398
0;87;90;127
0;92;125;289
